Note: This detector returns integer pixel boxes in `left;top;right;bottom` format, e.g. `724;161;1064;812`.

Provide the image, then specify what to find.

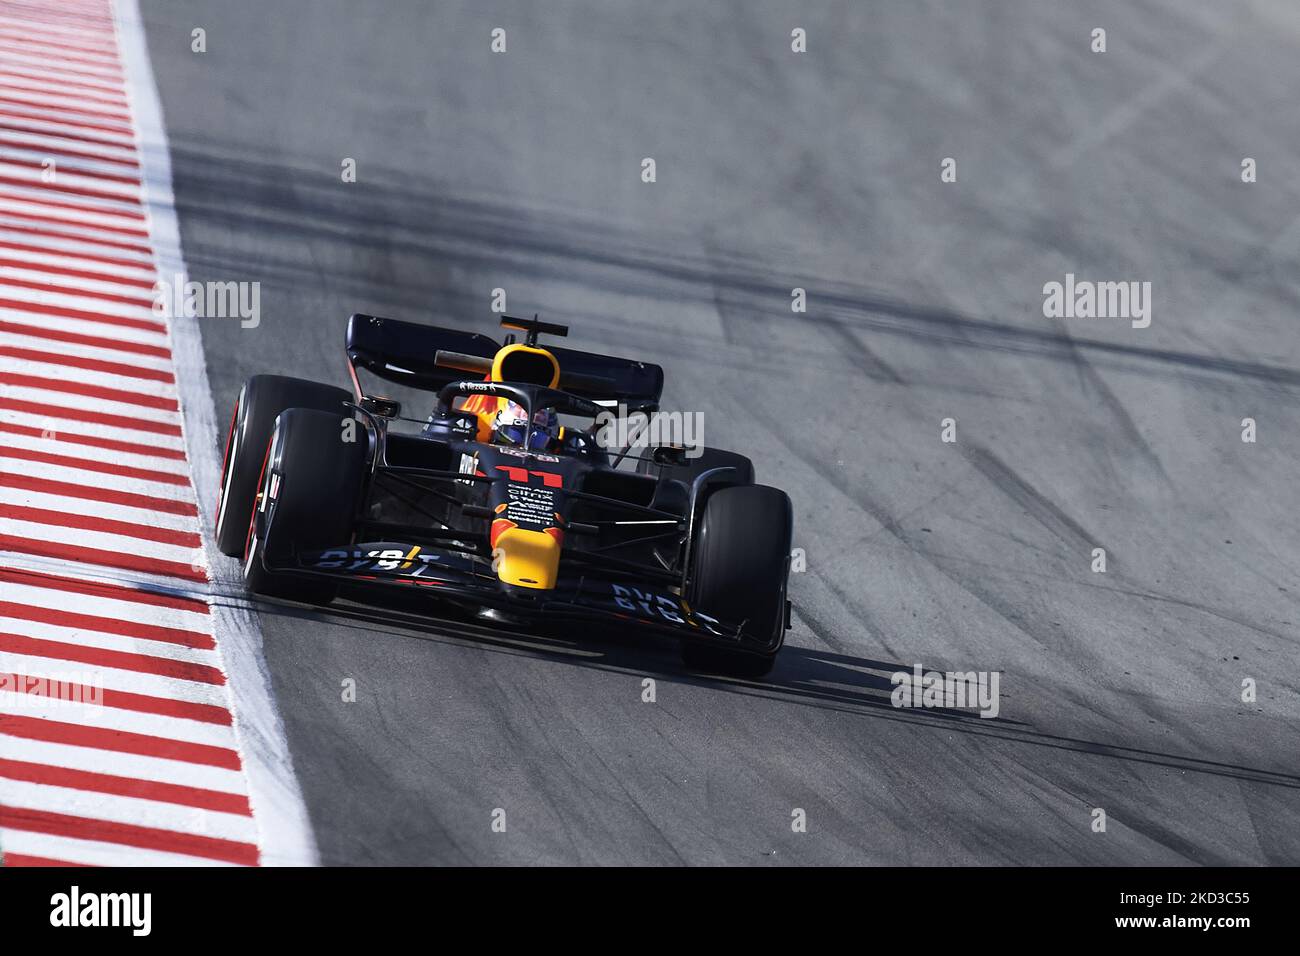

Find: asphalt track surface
140;1;1300;864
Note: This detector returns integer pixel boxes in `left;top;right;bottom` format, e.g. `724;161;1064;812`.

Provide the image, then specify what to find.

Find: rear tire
681;484;792;679
243;408;366;605
216;375;352;557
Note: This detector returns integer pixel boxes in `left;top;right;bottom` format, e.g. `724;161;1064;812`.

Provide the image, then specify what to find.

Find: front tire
216;375;352;557
681;484;792;679
243;408;366;605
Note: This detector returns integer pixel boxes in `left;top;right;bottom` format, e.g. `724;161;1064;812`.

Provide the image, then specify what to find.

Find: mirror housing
652;444;688;467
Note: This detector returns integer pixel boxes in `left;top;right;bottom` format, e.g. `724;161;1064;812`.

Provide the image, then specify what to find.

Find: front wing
260;540;777;654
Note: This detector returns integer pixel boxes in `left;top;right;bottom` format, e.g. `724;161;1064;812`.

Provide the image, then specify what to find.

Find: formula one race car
214;314;793;677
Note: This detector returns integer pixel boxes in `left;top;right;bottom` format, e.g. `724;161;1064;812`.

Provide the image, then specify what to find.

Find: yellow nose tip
492;525;562;590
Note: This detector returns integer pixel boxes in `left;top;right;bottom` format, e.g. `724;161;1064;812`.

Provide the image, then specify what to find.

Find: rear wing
346;313;664;410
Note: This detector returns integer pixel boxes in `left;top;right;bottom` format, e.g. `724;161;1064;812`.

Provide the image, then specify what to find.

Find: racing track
139;0;1300;863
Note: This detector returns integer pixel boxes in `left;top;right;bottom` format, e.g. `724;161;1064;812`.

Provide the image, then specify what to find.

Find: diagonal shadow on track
155;138;1300;396
220;589;1300;794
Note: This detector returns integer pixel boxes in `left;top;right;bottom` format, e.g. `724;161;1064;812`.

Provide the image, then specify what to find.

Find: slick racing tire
636;446;755;487
681;484;792;679
243;408;366;605
216;375;352;557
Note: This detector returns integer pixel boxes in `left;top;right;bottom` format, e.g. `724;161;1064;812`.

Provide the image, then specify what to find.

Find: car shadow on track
164;138;1300;399
227;587;1300;793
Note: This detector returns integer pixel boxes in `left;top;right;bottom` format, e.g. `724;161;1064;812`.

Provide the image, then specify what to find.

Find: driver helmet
493;401;560;451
